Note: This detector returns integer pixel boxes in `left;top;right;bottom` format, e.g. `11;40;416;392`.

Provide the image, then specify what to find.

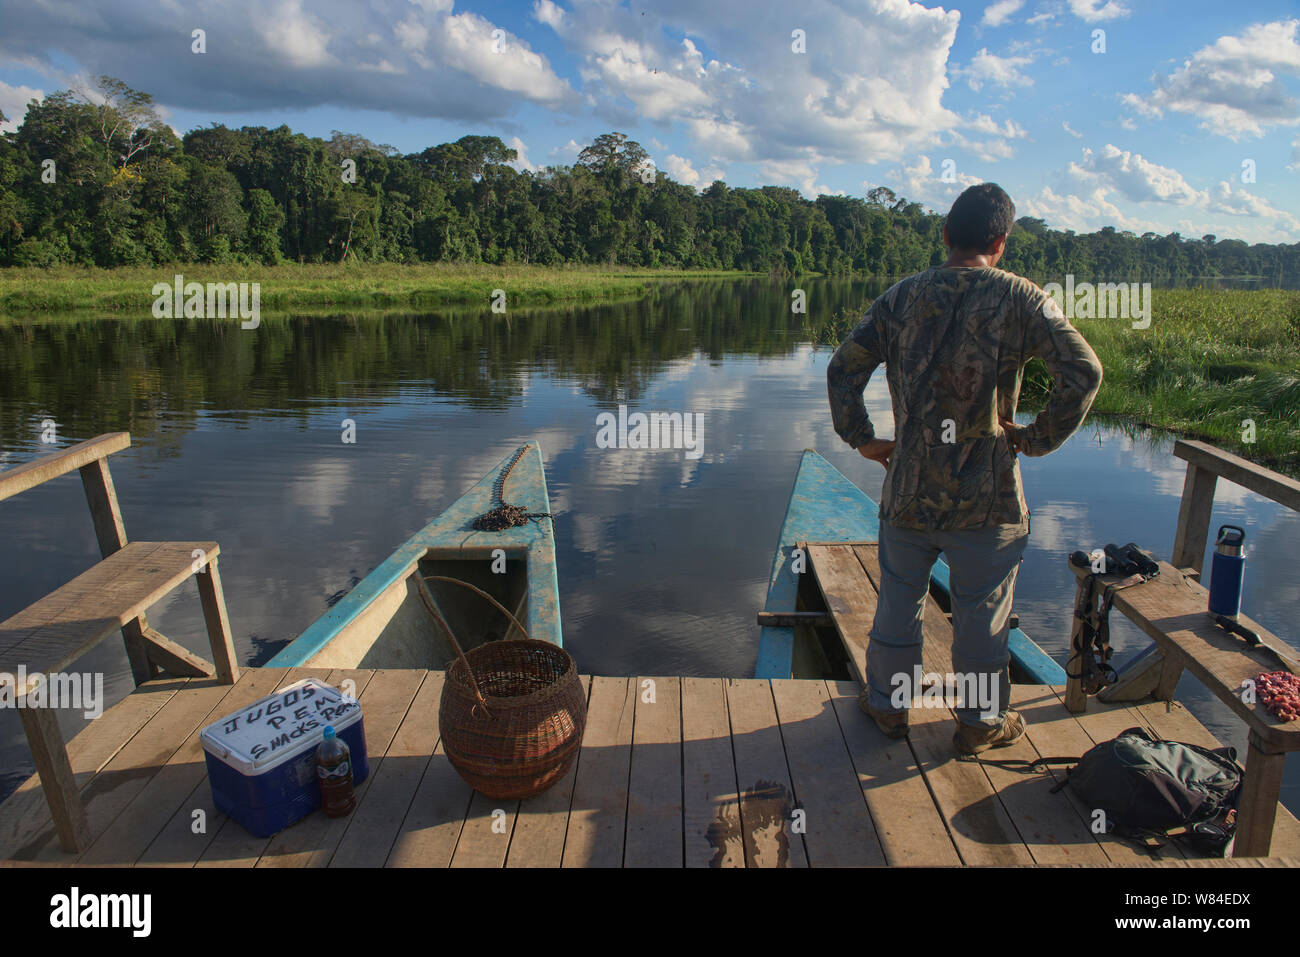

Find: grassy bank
816;288;1300;469
0;263;751;315
1078;288;1299;468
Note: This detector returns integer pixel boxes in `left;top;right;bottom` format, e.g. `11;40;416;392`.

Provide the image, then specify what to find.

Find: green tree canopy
0;87;1294;279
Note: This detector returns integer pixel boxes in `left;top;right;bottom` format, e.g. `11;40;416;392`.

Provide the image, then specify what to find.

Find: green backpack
1058;726;1244;854
978;726;1244;855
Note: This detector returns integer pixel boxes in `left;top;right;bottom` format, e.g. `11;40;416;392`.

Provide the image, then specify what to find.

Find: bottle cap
1215;525;1246;556
322;726;336;740
1215;525;1245;547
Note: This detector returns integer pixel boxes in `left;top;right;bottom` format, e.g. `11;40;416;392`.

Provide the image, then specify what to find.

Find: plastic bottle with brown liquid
316;725;356;817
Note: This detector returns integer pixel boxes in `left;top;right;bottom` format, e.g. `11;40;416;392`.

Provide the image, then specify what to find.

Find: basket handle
414;574;533;717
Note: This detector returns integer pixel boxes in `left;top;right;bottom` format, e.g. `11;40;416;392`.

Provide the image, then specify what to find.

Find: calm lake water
2;277;1298;817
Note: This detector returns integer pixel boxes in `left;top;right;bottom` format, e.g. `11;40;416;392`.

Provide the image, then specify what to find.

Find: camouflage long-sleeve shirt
827;266;1103;531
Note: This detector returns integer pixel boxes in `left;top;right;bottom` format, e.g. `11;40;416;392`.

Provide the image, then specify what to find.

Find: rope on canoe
471;443;554;531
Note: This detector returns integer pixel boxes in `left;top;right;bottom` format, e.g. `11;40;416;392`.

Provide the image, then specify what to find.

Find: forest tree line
1;77;1296;279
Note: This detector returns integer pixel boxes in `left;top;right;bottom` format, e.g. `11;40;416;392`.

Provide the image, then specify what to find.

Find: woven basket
440;638;586;799
416;576;586;800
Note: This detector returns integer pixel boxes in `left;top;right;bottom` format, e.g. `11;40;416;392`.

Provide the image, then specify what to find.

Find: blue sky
1;0;1297;242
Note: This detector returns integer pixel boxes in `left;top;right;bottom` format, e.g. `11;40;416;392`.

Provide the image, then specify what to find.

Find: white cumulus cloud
1069;144;1202;206
757;159;838;198
437;12;572;102
1067;0;1130;21
957;48;1035;92
1206;181;1300;232
982;1;1026;28
0;80;43;133
1022;185;1140;233
272;0;336;68
1121;19;1300;140
532;0;565;29
663;153;724;188
549;138;584;162
537;0;969;167
948;114;1029;162
506;136;537;172
885;154;983;211
0;0;578;124
1025;146;1300;242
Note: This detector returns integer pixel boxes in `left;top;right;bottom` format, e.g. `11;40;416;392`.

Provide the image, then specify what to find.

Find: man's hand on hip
856;438;896;467
999;416;1029;456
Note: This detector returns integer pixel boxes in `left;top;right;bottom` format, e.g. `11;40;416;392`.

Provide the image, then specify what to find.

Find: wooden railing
1170;439;1300;577
1;432;161;683
1087;440;1300;856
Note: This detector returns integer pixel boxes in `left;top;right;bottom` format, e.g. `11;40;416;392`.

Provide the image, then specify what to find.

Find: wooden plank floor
803;540;1300;865
3;665;1299;867
2;539;1296;868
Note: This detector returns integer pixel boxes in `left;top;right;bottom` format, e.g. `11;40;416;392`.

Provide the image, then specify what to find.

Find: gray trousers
866;519;1029;728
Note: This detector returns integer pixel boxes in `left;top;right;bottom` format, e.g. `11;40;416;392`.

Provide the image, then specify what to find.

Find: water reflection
1;277;1297;815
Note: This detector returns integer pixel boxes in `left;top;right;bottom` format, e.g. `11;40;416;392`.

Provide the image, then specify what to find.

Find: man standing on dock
827;183;1103;754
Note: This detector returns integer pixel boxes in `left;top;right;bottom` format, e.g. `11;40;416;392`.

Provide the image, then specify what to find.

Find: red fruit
1255;670;1300;722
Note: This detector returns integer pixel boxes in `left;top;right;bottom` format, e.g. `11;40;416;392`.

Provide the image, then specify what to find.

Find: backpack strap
958;754;1079;771
1068;563;1155;695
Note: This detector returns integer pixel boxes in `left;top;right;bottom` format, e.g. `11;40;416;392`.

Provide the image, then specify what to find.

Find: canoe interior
755;450;881;679
785;565;1049;685
269;441;562;670
759;449;1068;685
299;550;529;670
789;566;853;680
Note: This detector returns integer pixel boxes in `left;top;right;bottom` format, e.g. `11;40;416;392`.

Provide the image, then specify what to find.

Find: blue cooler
200;678;369;837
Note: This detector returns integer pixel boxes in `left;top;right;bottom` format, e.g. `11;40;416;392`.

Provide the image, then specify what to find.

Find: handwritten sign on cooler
200;677;361;771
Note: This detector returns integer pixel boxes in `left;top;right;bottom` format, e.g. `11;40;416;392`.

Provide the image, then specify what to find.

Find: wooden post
79;457;157;685
1064;575;1090;713
1171;463;1218;577
196;557;240;685
1234;731;1284;858
1154;655;1185;701
78;458;127;555
16;699;90;853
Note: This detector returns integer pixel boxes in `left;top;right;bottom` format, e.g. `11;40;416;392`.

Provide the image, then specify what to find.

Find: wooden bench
0;433;239;852
1065;439;1300;857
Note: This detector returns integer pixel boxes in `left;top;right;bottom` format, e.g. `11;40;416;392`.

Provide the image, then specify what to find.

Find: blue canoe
755;449;1066;684
270;442;561;669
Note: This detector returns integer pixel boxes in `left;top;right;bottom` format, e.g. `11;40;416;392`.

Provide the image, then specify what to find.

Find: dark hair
945;183;1015;251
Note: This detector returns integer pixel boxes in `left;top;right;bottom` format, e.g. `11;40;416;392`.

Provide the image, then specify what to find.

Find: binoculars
1069;542;1160;578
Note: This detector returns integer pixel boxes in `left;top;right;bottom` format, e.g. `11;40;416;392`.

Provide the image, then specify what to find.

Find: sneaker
953;710;1025;755
858;688;908;739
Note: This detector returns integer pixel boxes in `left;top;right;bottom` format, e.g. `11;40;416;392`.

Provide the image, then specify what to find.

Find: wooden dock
5;531;1299;868
2;663;1298;867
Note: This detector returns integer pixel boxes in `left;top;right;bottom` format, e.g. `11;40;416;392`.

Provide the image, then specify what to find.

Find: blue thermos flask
1207;525;1246;618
